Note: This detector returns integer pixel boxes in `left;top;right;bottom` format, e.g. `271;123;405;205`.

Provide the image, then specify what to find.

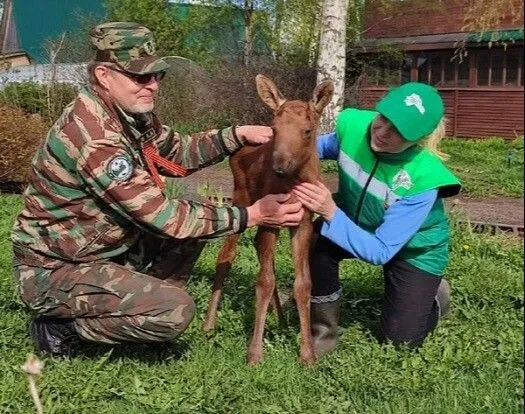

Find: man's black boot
29;315;81;357
311;298;341;358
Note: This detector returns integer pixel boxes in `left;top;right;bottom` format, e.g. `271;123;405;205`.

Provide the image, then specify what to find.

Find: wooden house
356;0;524;138
0;0;105;69
0;0;267;70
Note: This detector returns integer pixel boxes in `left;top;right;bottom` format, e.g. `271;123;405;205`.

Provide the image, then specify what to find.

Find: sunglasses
108;67;166;85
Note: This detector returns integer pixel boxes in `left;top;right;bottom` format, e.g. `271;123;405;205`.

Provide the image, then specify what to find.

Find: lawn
441;137;524;198
0;194;523;413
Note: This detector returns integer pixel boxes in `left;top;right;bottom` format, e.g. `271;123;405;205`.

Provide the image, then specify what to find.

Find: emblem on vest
404;93;425;115
392;170;412;191
107;156;133;181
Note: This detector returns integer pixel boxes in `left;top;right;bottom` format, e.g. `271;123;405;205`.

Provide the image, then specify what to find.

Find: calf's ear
256;74;286;111
312;80;334;114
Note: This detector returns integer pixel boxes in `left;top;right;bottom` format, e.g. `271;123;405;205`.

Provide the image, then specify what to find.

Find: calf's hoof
247;348;264;366
299;349;317;366
202;320;215;333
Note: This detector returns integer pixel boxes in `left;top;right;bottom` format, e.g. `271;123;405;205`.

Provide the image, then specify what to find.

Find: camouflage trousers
13;235;207;344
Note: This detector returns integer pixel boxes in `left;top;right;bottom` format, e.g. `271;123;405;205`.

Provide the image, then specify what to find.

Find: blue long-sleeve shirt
316;132;438;265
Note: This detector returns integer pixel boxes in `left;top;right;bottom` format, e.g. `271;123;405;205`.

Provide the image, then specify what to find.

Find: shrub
155;59;317;132
0;81;77;123
0;103;48;183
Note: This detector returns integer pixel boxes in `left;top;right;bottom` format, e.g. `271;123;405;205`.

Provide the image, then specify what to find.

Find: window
417;56;430;83
491;49;505;85
414;51;468;87
457;55;470;87
477;49;490;85
505;47;522;86
430;55;442;85
476;46;523;87
401;56;412;84
363;55;405;86
363;46;522;88
443;53;456;85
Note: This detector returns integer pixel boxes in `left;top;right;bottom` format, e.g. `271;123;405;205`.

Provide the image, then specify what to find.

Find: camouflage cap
90;22;170;75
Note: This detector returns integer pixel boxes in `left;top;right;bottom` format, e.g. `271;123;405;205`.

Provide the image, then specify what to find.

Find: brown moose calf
203;75;334;365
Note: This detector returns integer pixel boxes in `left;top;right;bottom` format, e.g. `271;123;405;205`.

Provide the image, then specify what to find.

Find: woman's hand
293;181;337;221
246;193;304;227
236;125;273;145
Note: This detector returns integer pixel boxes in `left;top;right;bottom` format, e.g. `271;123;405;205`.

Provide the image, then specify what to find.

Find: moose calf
203;75;334;365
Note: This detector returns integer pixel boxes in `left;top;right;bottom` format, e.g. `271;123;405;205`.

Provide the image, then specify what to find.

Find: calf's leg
203;234;241;332
291;217;316;365
271;282;286;327
247;227;279;365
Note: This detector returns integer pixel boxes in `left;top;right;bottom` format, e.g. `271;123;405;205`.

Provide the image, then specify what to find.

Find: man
11;22;304;357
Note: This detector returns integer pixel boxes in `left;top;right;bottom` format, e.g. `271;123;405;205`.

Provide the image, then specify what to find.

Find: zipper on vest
355;158;380;226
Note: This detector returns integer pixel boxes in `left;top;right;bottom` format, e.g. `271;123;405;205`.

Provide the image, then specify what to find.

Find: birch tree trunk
243;0;254;66
273;0;285;61
316;0;349;132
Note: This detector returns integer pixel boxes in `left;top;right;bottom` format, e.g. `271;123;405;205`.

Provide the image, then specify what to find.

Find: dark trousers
310;230;441;348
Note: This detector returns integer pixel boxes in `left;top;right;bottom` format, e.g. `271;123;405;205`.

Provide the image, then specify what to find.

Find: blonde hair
418;118;449;161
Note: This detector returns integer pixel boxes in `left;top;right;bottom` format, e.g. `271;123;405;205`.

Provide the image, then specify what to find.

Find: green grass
321;137;524;199
0;195;523;413
441;137;524;198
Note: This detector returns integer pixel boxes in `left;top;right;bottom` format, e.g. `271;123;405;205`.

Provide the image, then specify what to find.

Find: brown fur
203;75;334;365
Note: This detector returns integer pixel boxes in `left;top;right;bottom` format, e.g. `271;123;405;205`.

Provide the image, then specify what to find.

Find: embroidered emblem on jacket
392;170;413;191
107;156;133;181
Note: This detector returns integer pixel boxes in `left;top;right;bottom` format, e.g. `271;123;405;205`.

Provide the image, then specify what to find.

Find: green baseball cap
375;82;444;142
90;22;170;75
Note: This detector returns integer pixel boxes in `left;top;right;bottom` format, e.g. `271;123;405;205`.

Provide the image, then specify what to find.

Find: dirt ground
177;164;524;227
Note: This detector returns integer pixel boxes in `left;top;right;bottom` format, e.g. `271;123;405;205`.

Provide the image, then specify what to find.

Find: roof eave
353;29;524;53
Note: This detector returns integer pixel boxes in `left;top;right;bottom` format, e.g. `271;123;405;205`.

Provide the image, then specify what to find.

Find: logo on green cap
404;93;425;115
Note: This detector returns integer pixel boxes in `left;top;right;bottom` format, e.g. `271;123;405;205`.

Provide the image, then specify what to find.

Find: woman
293;82;461;355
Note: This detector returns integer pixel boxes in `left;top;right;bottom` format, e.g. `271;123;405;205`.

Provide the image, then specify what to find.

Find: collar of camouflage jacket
88;83;121;126
87;84;163;143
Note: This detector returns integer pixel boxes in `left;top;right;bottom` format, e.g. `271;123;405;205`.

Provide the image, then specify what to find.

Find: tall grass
0;194;523;413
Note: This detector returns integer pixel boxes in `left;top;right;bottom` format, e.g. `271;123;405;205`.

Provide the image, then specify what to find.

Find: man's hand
246;193;305;227
236;125;273;145
293;181;337;222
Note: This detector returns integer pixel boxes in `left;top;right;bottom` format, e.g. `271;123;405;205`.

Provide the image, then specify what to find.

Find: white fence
0;63;88;89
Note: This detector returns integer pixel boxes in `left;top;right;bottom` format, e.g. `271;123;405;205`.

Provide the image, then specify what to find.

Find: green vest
335;108;461;275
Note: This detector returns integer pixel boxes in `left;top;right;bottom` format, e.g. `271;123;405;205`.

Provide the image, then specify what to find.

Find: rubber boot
311;298;341;358
436;278;451;318
29;315;80;358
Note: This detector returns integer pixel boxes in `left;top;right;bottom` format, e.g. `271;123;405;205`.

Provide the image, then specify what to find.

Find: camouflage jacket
12;86;247;269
